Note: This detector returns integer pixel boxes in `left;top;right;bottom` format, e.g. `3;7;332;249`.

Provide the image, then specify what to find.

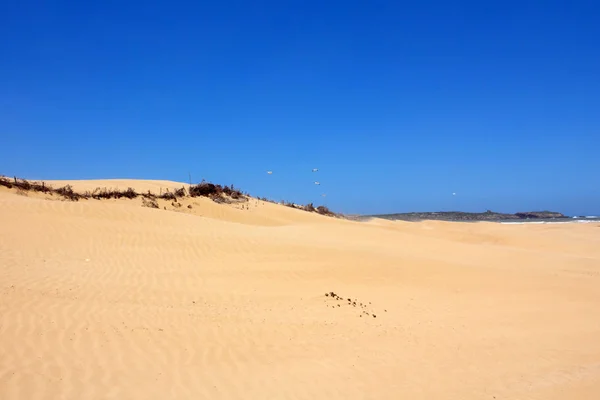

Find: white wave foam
500;221;546;225
500;219;600;225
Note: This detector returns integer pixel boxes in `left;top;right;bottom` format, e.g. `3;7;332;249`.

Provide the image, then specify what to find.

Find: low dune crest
0;176;338;220
1;178;599;399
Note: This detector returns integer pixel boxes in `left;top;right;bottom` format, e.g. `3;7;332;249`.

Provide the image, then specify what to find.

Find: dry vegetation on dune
269;198;338;217
0;175;245;203
0;175;340;217
299;202;335;216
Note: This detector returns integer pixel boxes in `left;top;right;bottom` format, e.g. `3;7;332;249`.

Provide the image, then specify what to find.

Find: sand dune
1;180;599;399
43;178;187;194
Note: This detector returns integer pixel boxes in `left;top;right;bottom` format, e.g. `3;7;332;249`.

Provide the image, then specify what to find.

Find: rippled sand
1;180;599;399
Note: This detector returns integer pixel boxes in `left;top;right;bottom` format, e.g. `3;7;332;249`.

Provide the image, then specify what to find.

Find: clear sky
1;1;599;216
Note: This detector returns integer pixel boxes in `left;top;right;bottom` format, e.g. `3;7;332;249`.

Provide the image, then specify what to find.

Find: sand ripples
2;185;600;399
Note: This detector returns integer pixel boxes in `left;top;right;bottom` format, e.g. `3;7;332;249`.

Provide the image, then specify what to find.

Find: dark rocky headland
359;210;568;222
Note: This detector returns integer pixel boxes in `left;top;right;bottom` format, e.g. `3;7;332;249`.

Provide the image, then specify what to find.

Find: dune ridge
1;179;600;399
0;176;337;219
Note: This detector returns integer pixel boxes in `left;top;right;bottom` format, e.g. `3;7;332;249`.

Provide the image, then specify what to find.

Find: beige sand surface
1;179;599;399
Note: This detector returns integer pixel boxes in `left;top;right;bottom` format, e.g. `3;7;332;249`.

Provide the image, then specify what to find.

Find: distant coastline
358;210;572;223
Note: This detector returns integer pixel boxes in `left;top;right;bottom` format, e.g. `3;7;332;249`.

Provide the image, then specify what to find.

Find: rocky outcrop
514;211;565;219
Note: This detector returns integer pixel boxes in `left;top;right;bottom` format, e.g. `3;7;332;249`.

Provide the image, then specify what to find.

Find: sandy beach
1;179;599;399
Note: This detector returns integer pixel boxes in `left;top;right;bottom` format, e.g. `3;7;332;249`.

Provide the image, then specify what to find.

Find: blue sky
1;1;599;215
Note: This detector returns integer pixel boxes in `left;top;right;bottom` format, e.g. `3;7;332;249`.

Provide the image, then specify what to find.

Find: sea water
499;216;600;225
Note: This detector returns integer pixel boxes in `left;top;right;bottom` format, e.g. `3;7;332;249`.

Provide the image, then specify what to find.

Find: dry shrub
92;188;116;199
159;191;177;201
189;182;220;197
90;187;138;200
5;177;41;192
30;181;53;193
55;185;81;201
142;197;159;208
212;195;231;204
222;185;243;199
0;176;12;188
258;196;275;203
122;187;138;199
303;203;316;212
91;188;105;199
190;182;244;200
16;178;32;191
316;205;334;216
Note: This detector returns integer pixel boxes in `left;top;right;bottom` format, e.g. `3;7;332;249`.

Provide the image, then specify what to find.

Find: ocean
499;216;600;225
